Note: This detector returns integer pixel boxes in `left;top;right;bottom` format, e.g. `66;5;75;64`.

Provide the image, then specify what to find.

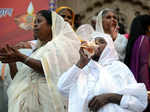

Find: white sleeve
57;65;82;97
119;83;148;112
114;62;148;112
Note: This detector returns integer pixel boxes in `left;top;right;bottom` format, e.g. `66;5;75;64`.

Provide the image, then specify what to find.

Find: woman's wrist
18;53;28;63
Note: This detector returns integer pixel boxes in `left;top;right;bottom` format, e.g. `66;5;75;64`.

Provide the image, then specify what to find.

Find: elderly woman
96;8;128;61
57;32;148;112
0;10;80;112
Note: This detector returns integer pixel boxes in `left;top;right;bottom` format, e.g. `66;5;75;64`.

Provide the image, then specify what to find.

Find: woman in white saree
58;32;147;112
96;8;128;62
0;10;80;112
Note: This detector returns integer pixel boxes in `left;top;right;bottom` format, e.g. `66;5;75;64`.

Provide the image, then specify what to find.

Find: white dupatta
7;11;80;112
41;11;80;111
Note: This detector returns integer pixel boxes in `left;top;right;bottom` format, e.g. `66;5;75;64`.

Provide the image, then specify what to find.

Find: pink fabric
124;34;129;39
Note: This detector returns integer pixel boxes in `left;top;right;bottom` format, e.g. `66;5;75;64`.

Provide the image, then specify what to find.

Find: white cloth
91;32;118;66
7;11;80;112
1;48;33;90
57;32;148;112
114;33;128;61
76;24;95;41
41;11;80;112
96;8;128;61
28;40;38;50
0;48;34;112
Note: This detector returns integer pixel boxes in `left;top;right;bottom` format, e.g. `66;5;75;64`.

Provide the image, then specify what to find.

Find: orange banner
0;0;49;46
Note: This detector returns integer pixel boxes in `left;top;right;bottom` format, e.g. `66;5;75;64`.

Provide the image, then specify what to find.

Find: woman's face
92;37;107;61
102;11;117;33
33;13;52;42
58;9;73;26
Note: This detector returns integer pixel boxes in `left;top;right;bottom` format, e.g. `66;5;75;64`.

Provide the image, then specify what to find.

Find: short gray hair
101;8;116;18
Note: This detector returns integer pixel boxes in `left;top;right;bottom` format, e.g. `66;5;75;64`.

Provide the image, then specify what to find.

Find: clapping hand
0;44;22;63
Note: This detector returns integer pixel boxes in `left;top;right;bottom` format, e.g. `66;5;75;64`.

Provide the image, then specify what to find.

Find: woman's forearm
19;54;44;74
8;63;18;79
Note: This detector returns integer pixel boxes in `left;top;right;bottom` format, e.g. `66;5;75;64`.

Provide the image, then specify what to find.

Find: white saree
58;32;147;112
7;11;80;112
1;48;33;99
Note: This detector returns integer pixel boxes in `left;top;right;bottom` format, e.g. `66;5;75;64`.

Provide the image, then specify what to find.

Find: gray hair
101;8;116;18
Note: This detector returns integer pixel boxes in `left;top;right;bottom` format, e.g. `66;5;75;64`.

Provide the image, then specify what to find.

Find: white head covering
41;11;80;109
42;11;80;78
96;8;115;33
91;32;118;66
69;32;147;112
76;24;94;41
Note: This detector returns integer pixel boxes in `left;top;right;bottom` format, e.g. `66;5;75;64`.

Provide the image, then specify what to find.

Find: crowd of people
0;6;150;112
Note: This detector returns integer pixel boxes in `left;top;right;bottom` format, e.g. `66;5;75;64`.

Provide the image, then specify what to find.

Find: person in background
57;32;147;112
124;14;150;112
0;10;80;112
91;16;97;30
125;15;150;90
56;6;75;29
96;8;128;62
74;14;82;30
